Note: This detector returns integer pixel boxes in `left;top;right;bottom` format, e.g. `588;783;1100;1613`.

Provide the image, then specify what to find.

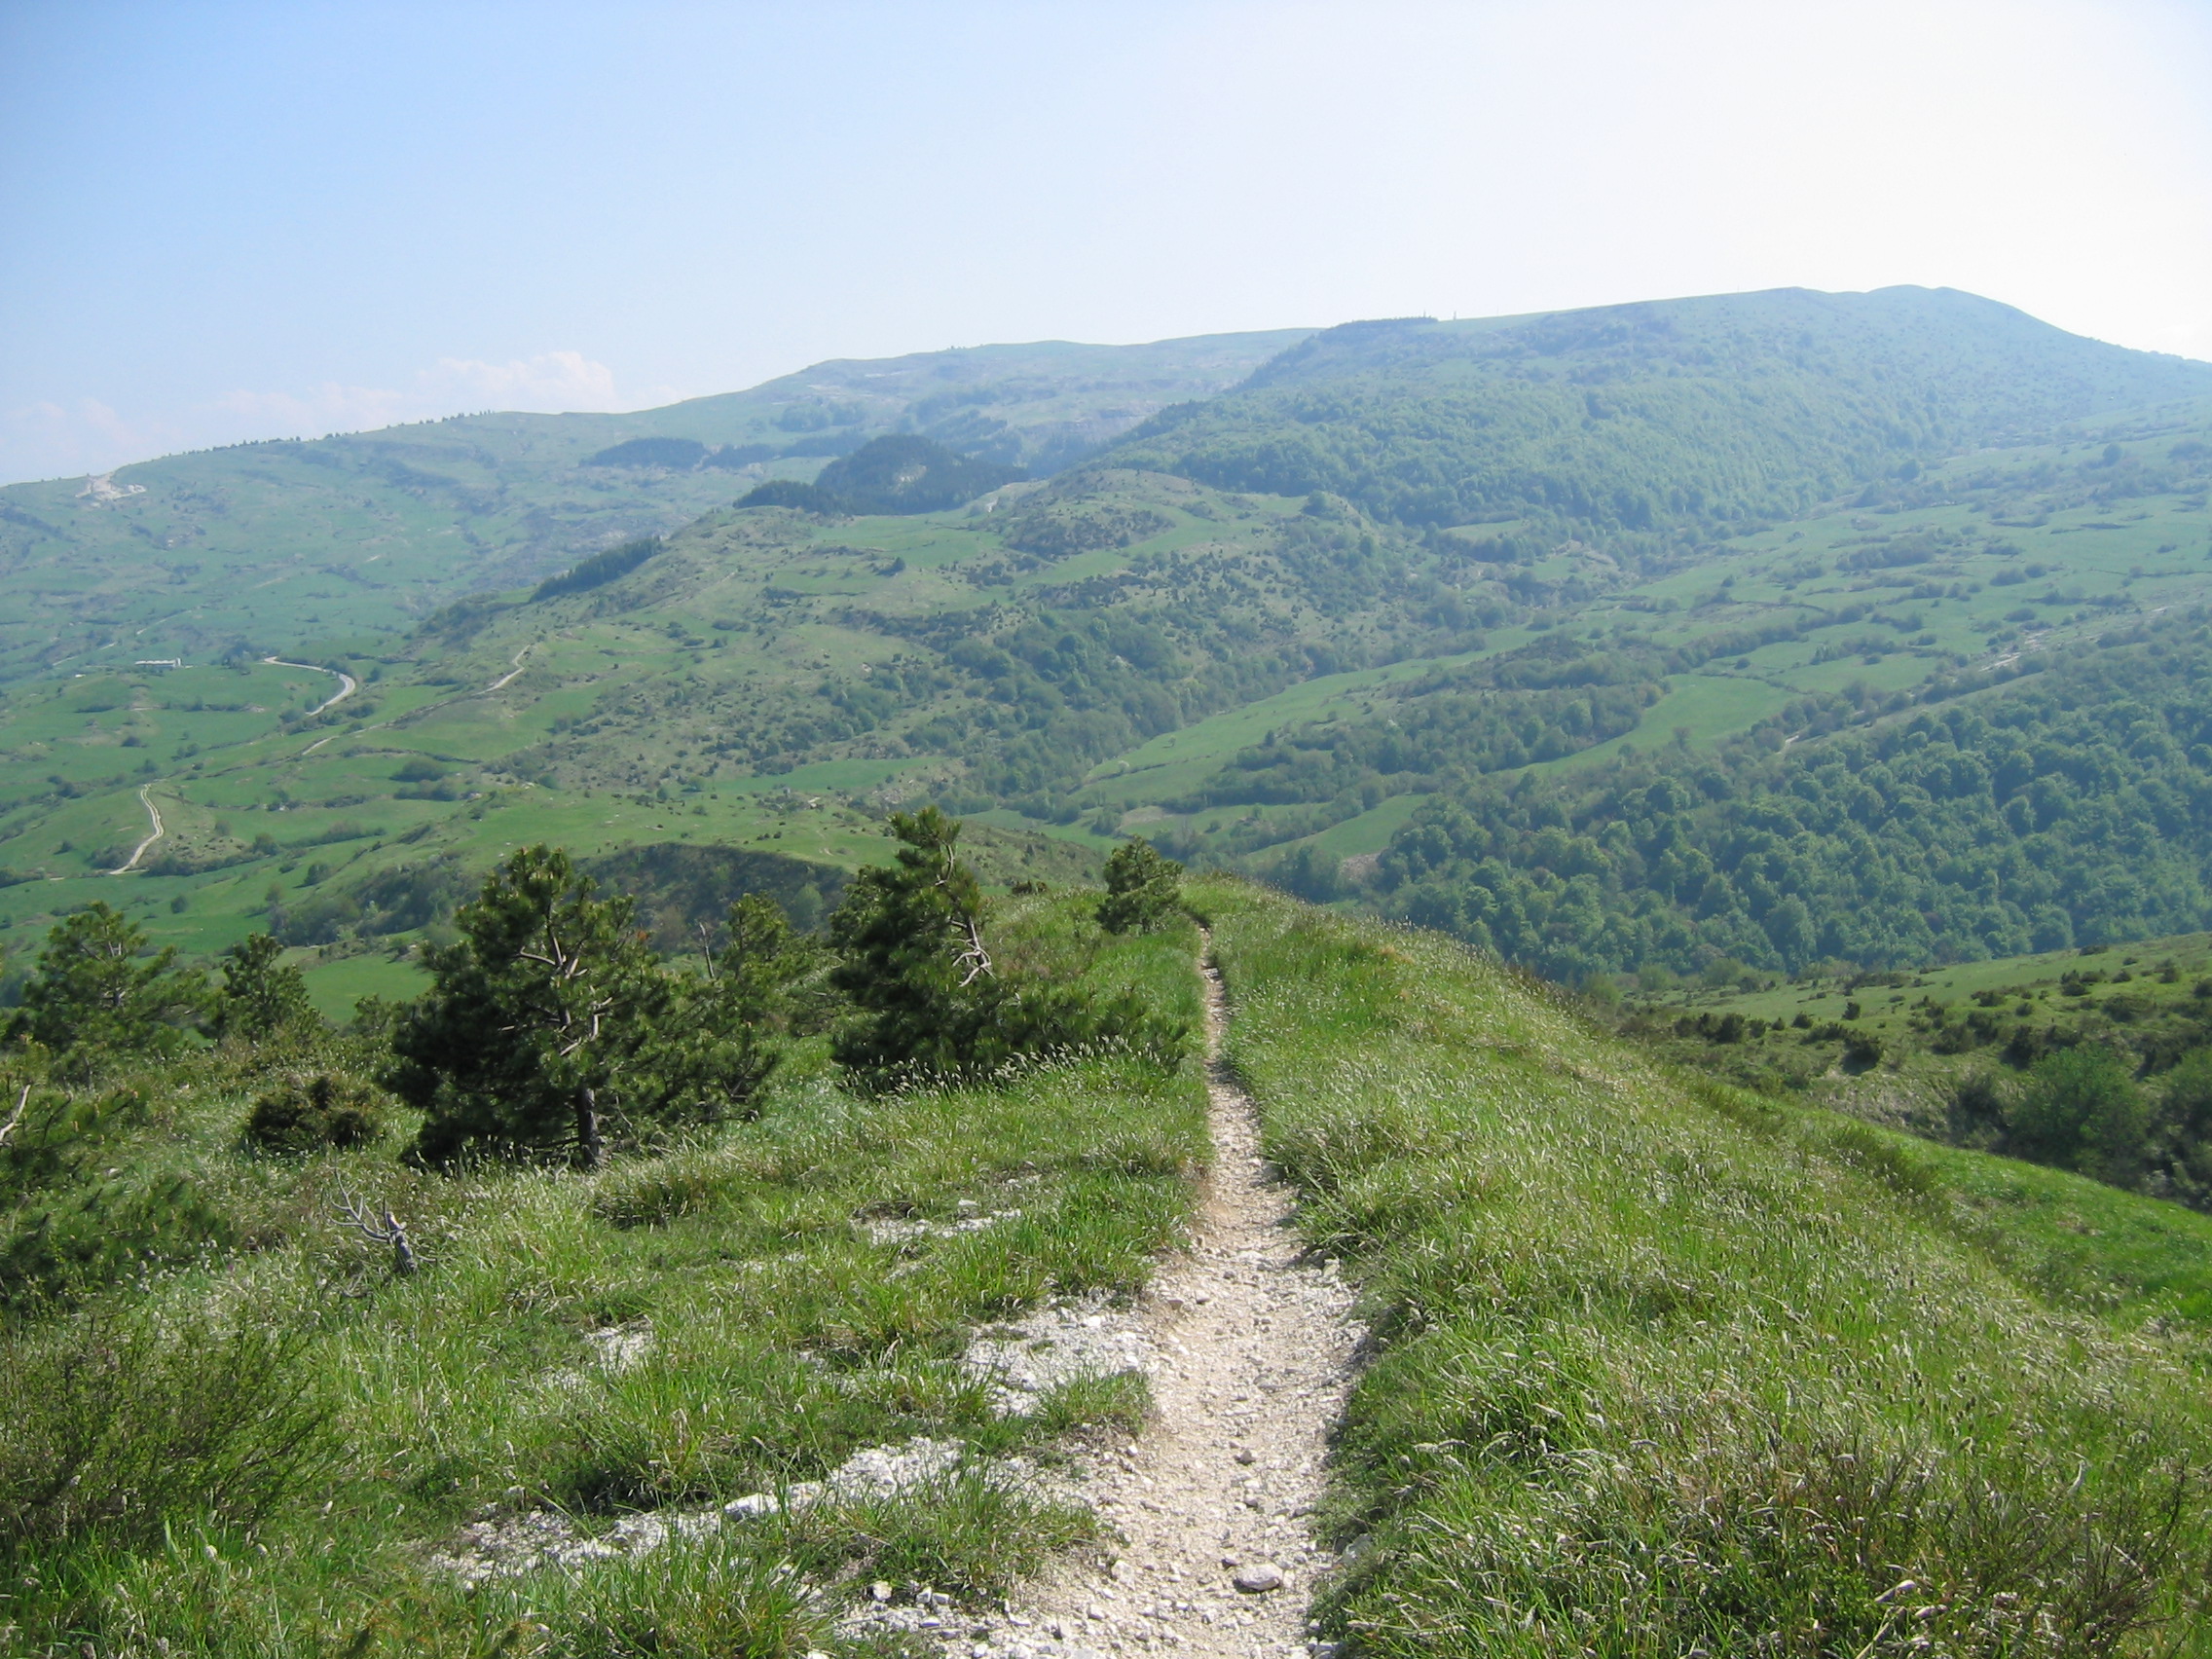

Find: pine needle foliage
387;846;796;1167
830;808;1184;1088
211;933;316;1043
1096;837;1184;935
4;903;205;1064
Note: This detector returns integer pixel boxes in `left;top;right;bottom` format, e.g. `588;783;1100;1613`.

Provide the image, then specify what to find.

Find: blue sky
4;0;2209;484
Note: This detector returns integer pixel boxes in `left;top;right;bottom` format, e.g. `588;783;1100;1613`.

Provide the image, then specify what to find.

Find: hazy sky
4;0;2209;485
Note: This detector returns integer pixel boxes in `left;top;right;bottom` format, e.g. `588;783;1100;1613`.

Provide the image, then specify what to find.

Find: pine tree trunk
575;1085;603;1170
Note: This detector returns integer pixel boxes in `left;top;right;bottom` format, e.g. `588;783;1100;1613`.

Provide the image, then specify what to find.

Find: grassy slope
11;871;2212;1651
1209;884;2212;1655
1633;928;2212;1141
0;897;1207;1653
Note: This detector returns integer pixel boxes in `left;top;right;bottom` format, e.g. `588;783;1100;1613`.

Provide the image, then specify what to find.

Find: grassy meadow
0;896;1207;1655
1209;883;2212;1656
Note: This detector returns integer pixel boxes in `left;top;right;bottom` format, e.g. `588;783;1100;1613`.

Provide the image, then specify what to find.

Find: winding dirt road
107;784;166;874
263;655;358;717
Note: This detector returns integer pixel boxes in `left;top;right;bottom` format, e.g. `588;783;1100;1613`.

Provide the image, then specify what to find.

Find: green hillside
1630;923;2212;1207
7;868;2212;1653
1112;286;2212;545
3;287;2211;1028
1213;891;2212;1653
0;329;1309;684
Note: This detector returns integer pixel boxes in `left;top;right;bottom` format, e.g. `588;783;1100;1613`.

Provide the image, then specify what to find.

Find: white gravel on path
856;939;1364;1659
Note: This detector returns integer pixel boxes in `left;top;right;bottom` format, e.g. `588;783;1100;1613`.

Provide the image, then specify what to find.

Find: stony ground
850;943;1364;1659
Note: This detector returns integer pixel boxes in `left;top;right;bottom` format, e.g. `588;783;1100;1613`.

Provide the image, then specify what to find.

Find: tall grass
0;901;1206;1654
1207;882;2212;1657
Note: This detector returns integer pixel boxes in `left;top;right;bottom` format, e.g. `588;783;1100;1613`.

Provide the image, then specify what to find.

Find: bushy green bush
2007;1044;2150;1185
242;1071;387;1153
0;1310;332;1555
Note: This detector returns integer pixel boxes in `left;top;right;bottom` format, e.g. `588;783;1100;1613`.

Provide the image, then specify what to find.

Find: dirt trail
107;784;165;874
956;942;1362;1659
262;655;358;717
488;645;532;691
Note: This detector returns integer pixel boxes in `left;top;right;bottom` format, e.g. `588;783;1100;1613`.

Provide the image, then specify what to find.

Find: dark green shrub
2008;1044;2148;1185
1840;1031;1883;1071
212;932;316;1042
3;903;205;1063
243;1071;387;1153
1096;838;1184;935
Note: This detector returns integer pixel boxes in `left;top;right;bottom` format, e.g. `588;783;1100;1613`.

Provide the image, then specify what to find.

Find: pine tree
387;846;790;1167
213;934;316;1042
6;903;205;1061
1097;838;1185;935
829;808;1183;1088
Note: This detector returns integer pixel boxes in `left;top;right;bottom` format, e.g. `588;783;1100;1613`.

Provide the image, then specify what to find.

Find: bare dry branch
336;1190;419;1275
0;1084;29;1150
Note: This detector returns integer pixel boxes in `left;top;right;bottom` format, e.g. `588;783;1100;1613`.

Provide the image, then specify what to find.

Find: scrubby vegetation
1632;927;2212;1215
12;831;2212;1653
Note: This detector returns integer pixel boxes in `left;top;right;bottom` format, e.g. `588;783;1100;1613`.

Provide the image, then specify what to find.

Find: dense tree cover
813;435;1023;514
581;437;709;470
828;808;1180;1088
531;535;662;601
1382;613;2212;981
1171;681;1660;815
889;605;1319;810
735;478;844;513
387;847;803;1166
739;436;1021;515
1110;288;2212;557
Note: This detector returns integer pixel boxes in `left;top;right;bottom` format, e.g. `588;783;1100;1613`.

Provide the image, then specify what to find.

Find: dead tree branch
0;1084;29;1150
337;1192;419;1276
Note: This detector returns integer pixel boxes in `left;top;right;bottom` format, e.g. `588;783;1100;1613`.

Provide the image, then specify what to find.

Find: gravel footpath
853;939;1363;1659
